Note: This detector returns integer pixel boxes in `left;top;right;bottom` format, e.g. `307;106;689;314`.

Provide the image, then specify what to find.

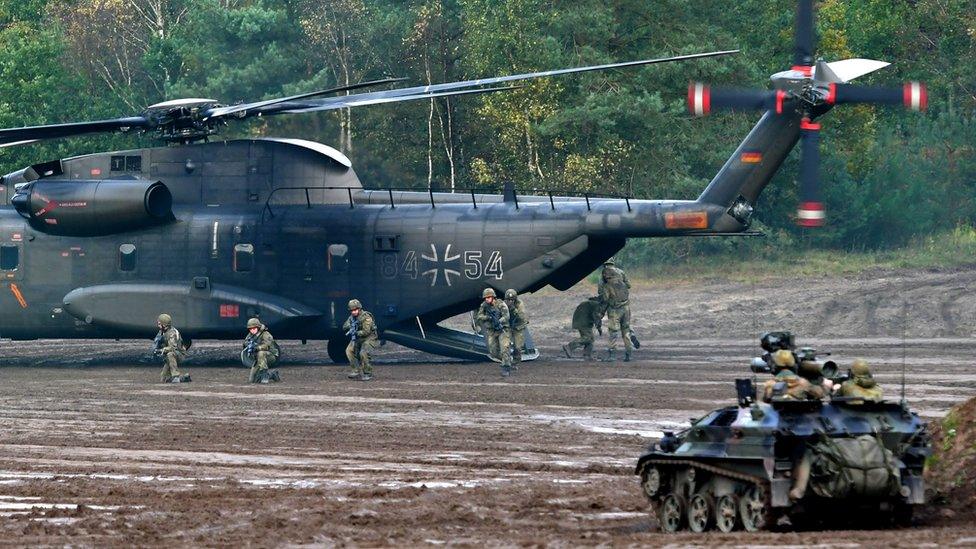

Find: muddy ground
1;266;976;546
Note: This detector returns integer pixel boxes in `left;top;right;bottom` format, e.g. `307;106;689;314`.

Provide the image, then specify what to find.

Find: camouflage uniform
343;299;379;381
156;314;186;382
598;260;633;361
476;289;513;376
504;289;528;366
565;297;605;360
838;359;883;401
243;318;279;383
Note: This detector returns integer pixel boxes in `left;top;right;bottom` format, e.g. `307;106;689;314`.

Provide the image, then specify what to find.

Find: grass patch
619;226;976;283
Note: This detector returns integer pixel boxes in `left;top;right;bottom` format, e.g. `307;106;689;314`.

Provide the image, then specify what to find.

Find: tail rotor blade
688;84;782;116
797;118;824;227
794;0;815;67
829;82;927;111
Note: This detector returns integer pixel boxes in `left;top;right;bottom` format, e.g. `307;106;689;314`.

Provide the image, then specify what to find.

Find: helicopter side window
234;243;254;272
0;245;18;270
328;244;349;273
118;243;137;272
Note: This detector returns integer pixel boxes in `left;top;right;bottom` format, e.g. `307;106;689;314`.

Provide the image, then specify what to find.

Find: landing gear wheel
715;494;739;533
688;494;713;533
740;485;771;532
658;494;685;533
327;337;349;364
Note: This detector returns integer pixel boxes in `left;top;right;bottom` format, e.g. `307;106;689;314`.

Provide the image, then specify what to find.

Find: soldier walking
598;259;634;362
564;297;606;361
504;289;528;367
343;299;378;381
243;318;280;383
476;288;513;377
155;313;188;383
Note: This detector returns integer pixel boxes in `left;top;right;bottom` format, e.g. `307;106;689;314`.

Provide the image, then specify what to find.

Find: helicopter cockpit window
234;243;254;272
0;245;18;270
119;243;137;272
328;244;349;273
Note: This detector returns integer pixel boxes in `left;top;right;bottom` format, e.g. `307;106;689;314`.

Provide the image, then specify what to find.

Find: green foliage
0;0;973;261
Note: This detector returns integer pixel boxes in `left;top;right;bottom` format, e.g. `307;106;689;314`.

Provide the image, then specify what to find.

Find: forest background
0;0;973;274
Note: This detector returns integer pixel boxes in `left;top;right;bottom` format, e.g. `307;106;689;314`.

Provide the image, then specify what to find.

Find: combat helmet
157;313;172;327
851;358;871;377
348;299;362;311
504;289;517;299
771;349;796;370
482;288;496;298
603;258;616;266
246;317;262;329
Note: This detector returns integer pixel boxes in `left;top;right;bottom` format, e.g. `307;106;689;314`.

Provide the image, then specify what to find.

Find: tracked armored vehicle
635;340;931;532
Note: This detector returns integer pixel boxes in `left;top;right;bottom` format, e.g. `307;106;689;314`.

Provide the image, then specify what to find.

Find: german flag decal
665;211;709;230
741;151;762;164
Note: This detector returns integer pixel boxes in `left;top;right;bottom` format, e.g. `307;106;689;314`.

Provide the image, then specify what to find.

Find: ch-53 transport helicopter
0;0;925;363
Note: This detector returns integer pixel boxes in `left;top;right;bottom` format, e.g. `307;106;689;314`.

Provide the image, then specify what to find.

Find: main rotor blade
275;50;739;114
797;118;824;228
205;77;410;119
0;117;150;147
794;0;815;67
279;85;524;114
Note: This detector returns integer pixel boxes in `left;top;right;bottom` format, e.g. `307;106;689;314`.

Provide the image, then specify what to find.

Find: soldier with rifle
598;259;634;362
243;318;280;383
343;299;378;381
504;289;529;368
476;288;513;377
154;313;189;383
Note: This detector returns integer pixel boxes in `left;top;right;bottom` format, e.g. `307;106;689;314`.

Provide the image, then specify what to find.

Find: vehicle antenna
900;299;908;408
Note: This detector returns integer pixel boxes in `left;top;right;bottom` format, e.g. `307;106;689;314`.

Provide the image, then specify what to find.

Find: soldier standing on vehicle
243;318;280;383
504;289;528;367
155;313;188;383
837;359;883;401
598;259;634;362
476;288;513;377
564;297;606;361
343;299;379;381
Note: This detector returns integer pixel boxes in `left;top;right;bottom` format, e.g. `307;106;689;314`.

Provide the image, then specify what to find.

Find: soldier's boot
501;365;511;377
624;350;632;362
562;344;572;358
346;370;361;379
269;370;280;383
361;373;373;382
583;345;593;361
604;349;616;362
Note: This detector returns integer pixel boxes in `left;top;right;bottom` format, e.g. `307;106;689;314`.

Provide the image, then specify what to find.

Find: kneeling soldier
344;299;379;381
155;313;189;383
244;318;280;383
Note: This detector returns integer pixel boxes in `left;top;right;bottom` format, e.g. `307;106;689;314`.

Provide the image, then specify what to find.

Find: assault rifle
151;332;164;357
347;317;360;342
244;338;257;356
485;306;505;332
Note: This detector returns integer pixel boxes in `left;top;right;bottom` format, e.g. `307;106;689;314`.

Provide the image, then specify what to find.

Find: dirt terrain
1;266;976;546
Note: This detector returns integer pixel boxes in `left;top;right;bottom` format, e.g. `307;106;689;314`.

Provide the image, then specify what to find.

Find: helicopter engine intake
11;179;174;236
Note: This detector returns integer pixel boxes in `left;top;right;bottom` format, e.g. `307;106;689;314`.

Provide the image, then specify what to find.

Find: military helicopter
0;1;925;364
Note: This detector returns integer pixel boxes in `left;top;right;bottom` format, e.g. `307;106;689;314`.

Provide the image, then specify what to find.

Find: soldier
243;318;280;383
564;297;606;360
761;349;824;402
598;258;633;362
476;288;513;377
343;299;379;381
504;289;529;367
155;313;188;383
837;359;883;401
